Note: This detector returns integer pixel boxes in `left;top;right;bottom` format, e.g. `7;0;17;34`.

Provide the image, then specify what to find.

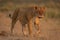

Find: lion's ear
43;6;46;10
34;6;38;10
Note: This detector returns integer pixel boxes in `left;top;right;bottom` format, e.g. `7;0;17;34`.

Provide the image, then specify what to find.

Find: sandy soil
0;12;60;40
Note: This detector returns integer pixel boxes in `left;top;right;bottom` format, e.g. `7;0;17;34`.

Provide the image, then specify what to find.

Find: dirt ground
0;12;60;40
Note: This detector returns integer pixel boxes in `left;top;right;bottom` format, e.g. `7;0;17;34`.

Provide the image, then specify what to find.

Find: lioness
9;6;45;36
34;6;45;35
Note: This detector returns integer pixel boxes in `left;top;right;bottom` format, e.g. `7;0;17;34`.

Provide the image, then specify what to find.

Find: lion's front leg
34;17;40;35
28;20;33;36
35;24;40;35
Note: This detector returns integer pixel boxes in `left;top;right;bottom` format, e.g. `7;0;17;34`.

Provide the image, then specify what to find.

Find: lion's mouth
38;15;44;18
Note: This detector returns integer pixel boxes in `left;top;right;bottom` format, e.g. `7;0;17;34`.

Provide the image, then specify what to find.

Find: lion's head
34;6;46;18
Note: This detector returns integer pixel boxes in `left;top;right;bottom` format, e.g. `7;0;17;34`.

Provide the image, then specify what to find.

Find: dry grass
45;8;60;19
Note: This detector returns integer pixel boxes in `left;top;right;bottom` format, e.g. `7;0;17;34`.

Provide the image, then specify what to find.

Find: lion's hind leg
11;18;18;35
